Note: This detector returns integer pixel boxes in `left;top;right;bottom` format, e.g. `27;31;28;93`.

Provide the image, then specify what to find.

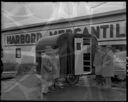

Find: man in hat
101;45;114;88
41;46;60;95
46;47;60;91
41;51;52;94
93;45;106;87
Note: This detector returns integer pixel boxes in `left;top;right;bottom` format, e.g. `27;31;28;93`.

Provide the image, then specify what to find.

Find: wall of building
2;9;126;64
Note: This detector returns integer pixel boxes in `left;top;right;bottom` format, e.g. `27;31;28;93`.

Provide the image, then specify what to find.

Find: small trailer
36;32;98;85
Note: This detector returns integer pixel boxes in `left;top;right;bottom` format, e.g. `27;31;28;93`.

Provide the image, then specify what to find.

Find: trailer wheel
66;75;79;85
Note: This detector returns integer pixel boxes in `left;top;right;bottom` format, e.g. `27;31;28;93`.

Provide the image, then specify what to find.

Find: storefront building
1;9;126;65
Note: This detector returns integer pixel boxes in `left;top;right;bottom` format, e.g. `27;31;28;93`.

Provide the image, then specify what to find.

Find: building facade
1;9;126;65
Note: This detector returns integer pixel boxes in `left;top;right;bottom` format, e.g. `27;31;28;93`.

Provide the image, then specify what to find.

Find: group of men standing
1;45;114;100
40;45;114;95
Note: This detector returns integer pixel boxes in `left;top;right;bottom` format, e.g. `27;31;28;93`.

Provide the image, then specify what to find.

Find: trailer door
74;37;92;75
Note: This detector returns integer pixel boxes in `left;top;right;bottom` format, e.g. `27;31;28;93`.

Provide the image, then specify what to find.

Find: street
44;85;126;101
1;76;126;101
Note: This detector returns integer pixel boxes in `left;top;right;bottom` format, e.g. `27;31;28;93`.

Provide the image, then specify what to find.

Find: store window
112;45;126;52
16;48;21;58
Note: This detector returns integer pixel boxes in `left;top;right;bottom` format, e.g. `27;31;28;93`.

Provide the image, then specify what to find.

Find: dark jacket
1;60;3;74
102;50;114;77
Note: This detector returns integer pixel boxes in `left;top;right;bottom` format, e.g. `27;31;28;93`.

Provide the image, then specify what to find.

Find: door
36;50;45;74
74;37;92;75
83;38;92;74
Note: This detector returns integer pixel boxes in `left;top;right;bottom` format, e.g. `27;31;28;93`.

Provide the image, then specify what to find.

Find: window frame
16;48;21;58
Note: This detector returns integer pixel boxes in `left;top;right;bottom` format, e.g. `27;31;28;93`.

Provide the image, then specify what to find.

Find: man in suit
41;46;59;95
102;45;114;88
93;46;106;87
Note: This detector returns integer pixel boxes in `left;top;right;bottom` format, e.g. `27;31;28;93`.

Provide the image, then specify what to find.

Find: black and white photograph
1;2;126;101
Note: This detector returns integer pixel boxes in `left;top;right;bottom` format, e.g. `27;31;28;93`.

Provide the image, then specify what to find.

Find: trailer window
83;38;90;45
16;48;21;58
76;43;81;50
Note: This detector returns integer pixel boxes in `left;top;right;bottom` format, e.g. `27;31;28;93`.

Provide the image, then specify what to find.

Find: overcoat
41;54;53;81
93;50;104;75
41;52;60;81
102;50;114;77
49;54;60;79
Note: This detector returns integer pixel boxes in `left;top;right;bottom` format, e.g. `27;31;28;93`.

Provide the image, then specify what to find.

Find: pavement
44;76;126;101
1;76;126;101
44;85;126;101
1;74;42;100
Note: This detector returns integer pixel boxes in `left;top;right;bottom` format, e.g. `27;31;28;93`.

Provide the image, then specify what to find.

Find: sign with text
4;31;48;46
49;21;126;41
4;21;126;46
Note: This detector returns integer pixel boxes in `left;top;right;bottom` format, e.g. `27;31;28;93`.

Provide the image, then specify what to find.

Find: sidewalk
76;76;126;90
1;75;126;101
1;74;43;100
